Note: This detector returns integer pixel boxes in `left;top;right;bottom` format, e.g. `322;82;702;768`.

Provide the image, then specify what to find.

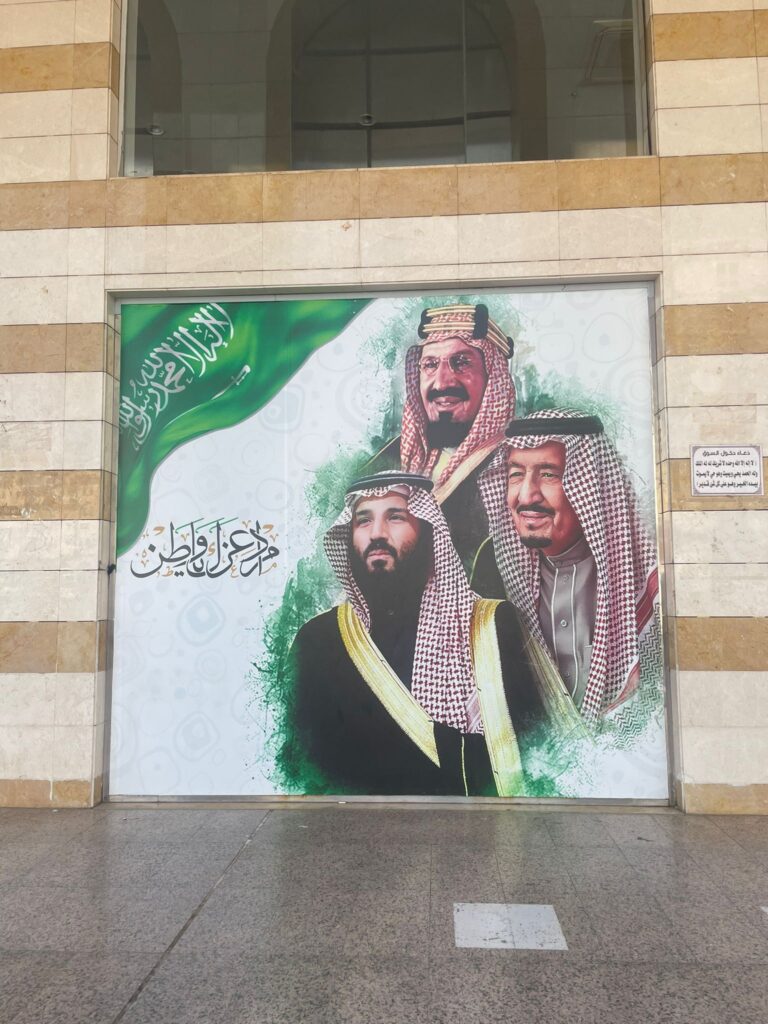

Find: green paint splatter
516;362;624;435
247;295;664;796
246;302;424;792
246;445;385;793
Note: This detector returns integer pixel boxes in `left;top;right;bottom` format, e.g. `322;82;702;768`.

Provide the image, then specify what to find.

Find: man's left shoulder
293;607;340;649
476;598;525;645
450;448;497;490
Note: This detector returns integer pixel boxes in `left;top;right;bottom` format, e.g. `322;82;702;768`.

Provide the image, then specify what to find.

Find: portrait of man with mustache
475;411;660;723
367;303;516;579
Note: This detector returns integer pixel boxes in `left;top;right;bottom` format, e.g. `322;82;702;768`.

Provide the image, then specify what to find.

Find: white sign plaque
691;445;764;495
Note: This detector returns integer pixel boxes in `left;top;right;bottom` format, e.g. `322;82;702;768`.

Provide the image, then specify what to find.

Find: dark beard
426;418;471;450
519;535;553;549
350;527;434;614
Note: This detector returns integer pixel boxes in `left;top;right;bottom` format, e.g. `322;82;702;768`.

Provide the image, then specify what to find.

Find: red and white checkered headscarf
400;305;515;488
324;479;483;733
478;409;659;722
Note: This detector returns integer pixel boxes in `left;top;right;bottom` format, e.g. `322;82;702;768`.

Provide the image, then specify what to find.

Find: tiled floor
1;804;768;1022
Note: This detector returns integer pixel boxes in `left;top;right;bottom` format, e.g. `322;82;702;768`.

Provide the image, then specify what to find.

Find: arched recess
126;0;182;174
264;0;548;169
264;0;296;170
138;0;183;124
480;0;548;162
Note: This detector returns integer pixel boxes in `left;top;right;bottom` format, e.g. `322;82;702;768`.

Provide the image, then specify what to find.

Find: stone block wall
0;0;766;810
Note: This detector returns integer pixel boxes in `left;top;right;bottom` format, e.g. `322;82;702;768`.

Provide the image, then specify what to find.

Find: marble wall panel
0;569;60;619
655;105;763;156
664;352;768;406
359;216;460;270
67;227;106;275
0;421;64;470
672;562;768;616
559;207;662;259
165;223;263;274
0;673;56;727
677;670;768;728
457;212;559;264
52;722;94;779
653;57;760;109
0;89;73;139
264;219;360;271
62;419;105;469
0;2;76;48
0;520;61;570
0;136;72;184
0;277;69;324
670;509;768;563
0;724;54;777
665;405;768;457
661;202;768;255
681;725;768;785
0;371;66;421
650;0;752;13
663;252;768;306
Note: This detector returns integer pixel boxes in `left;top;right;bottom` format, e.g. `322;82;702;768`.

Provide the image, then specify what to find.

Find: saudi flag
117;298;370;554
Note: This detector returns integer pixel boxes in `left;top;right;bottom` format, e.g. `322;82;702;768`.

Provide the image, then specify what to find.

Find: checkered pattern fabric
324;484;483;733
400;307;516;487
477;409;659;722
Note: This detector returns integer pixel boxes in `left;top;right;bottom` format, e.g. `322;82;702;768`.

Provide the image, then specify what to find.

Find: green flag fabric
117;299;370;555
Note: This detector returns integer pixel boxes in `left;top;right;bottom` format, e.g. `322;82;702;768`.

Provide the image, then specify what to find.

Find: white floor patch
453;903;568;950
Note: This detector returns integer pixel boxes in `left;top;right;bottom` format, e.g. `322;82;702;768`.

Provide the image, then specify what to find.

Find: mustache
427;386;469;402
516;503;554;517
364;541;397;559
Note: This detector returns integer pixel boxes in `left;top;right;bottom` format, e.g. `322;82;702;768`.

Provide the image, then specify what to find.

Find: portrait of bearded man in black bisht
287;470;586;798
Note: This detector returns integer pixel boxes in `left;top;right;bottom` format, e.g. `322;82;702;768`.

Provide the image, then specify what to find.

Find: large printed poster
111;288;668;799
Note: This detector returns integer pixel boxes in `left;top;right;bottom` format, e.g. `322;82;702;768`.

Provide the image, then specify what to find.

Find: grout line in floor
107;810;273;1024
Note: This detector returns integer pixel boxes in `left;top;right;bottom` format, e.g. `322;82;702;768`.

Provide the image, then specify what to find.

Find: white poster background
110;285;668;799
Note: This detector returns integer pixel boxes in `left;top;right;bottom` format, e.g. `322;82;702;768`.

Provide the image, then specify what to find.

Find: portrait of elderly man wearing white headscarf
475;410;661;725
367;303;515;577
288;470;583;797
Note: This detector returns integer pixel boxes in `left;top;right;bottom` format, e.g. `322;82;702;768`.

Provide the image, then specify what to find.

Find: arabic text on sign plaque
690;445;764;496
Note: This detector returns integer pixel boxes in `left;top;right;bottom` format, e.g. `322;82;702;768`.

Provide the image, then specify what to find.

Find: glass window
122;0;645;176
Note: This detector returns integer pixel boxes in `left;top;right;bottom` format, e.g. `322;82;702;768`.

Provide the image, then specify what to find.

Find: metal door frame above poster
106;794;671;806
105;278;673;808
109;279;660;307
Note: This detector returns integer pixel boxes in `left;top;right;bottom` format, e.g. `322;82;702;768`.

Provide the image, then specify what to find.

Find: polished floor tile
8;952;155;1024
124;950;433;1024
0;881;203;954
659;894;768;963
2;804;768;1022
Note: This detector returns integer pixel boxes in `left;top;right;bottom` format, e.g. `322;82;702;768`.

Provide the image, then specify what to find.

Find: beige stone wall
0;0;121;184
0;0;766;810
